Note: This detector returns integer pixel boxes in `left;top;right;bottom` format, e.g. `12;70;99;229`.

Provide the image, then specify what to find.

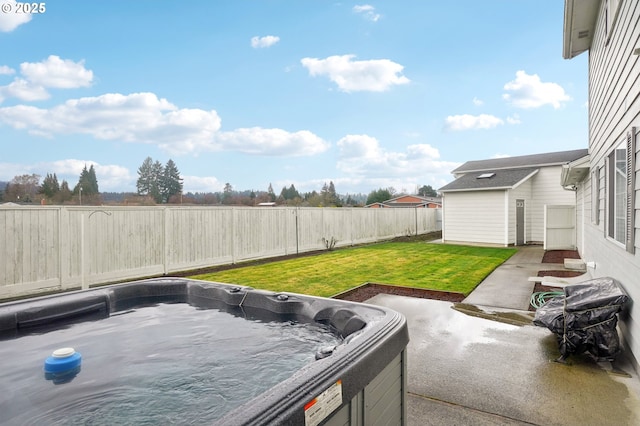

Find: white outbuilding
439;149;588;247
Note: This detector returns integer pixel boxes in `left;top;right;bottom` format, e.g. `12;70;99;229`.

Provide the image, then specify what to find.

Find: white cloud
20;55;93;88
506;114;521;125
183;175;223;193
0;92;220;145
503;70;571;109
353;4;381;22
0;92;329;157
0;56;93;103
472;97;484;106
0;78;49;102
251;35;280;48
444;114;504;131
301;54;409;92
493;153;511;159
0;1;32;32
217;127;329;156
0;65;15;75
336;134;457;179
331;134;460;194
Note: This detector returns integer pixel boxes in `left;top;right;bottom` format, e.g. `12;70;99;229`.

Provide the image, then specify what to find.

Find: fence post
80;212;87;290
57;206;63;289
163;207;169;275
231;208;236;263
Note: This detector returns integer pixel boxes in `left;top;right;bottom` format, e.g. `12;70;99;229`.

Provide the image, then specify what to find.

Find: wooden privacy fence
0;205;441;299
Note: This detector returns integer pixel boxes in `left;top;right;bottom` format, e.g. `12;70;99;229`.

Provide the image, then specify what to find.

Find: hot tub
0;278;409;425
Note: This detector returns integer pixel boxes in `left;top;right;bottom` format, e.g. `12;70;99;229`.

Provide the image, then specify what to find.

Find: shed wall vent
578;30;590;39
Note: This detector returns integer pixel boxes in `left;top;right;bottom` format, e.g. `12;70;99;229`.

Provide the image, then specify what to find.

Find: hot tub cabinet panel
323;352;407;426
0;278;409;426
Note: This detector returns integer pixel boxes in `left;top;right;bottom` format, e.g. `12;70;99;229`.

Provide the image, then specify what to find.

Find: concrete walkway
463;245;570;310
365;245;640;425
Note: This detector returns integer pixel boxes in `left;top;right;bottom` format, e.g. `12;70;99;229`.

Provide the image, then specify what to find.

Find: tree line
0;164;100;205
0;156;439;206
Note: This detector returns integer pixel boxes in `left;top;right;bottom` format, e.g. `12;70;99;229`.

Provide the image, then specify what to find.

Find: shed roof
451;149;588;174
439;168;539;193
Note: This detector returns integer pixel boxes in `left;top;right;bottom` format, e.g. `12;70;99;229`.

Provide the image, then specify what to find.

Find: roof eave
560;154;591;186
563;0;600;60
458;162;567;174
441;186;513;193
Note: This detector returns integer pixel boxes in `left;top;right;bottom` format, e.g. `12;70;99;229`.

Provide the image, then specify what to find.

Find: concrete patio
366;246;640;425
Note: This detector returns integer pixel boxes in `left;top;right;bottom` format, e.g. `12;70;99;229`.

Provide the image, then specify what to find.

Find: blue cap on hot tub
44;347;82;374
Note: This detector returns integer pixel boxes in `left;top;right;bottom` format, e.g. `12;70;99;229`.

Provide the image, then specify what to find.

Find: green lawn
191;242;516;298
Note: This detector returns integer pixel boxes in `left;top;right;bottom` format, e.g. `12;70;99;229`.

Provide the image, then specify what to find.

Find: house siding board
443;191;505;245
576;0;640;364
576;178;586;254
589;0;640;165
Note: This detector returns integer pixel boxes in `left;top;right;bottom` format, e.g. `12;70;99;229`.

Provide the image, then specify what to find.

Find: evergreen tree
136;157;172;203
40;173;60;199
150;160;163;203
280;184;300;200
136;157;154;196
75;164;99;196
58;180;73;203
320;181;339;206
87;165;99;194
222;183;233;204
161;159;183;203
267;183;276;202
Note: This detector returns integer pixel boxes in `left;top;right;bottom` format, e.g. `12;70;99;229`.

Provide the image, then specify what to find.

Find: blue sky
0;1;588;195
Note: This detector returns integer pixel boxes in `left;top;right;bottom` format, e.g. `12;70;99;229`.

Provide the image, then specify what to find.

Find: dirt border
333;282;465;303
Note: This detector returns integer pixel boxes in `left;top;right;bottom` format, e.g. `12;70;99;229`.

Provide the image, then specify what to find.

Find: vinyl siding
576;177;586;254
443;191;506;245
582;0;640;364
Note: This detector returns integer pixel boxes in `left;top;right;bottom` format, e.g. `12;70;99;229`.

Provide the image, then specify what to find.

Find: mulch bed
541;250;581;263
537;270;585;278
332;282;465;303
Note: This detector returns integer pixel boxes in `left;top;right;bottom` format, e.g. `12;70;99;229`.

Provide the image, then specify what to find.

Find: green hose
530;291;564;309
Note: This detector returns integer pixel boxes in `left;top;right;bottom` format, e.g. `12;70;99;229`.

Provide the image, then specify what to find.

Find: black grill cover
533;277;629;361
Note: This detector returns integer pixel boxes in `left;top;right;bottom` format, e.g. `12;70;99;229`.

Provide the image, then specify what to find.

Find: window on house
606;128;637;253
608;141;627;244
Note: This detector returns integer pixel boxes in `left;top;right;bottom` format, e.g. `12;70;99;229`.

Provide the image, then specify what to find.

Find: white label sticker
304;380;343;426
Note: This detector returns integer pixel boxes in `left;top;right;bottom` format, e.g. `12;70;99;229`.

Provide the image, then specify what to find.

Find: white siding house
440;149;588;247
563;0;640;367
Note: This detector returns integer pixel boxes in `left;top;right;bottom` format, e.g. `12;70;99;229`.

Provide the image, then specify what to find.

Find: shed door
516;199;525;245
